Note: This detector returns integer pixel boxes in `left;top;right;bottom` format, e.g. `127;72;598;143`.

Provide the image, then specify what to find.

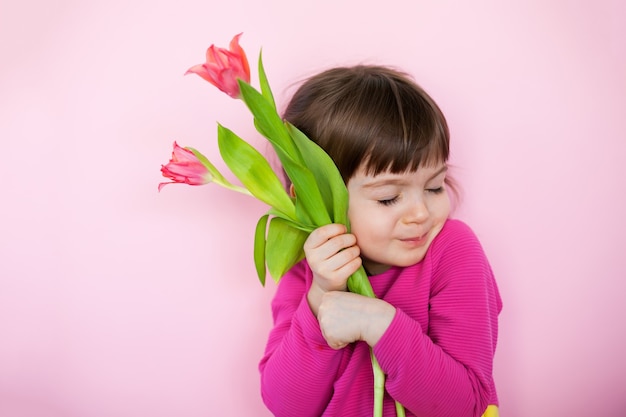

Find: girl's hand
318;291;396;349
304;224;362;316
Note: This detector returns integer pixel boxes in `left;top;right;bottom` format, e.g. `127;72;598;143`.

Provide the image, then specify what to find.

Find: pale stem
371;350;385;417
215;180;254;196
371;351;406;417
395;399;406;417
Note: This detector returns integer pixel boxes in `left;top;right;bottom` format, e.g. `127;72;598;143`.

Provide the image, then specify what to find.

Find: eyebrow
361;165;448;189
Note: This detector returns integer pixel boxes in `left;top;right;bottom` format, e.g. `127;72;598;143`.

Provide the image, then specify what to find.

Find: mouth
400;232;429;246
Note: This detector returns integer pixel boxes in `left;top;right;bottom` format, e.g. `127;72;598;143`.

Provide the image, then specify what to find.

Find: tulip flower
185;33;250;98
159;141;252;196
159;142;212;191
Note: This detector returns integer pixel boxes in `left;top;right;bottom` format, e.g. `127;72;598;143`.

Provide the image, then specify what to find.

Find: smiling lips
400;232;429;246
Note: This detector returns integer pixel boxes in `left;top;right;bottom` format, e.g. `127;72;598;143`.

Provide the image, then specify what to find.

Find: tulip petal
157;181;173;192
229;33;250;82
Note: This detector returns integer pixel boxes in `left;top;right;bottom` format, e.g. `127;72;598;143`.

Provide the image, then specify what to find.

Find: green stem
370;349;406;417
370;350;384;417
187;147;254;197
395;400;406;417
352;267;405;417
216;180;254;196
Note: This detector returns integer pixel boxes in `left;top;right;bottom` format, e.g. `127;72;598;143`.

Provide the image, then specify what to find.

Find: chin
397;253;427;267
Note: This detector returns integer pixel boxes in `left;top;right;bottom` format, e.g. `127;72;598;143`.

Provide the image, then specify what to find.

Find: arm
258;261;344;417
373;221;502;417
259;224;362;416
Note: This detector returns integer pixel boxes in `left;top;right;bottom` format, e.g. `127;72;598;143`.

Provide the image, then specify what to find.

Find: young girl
258;65;502;417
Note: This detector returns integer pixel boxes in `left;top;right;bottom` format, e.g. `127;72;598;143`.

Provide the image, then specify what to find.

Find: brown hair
283;65;451;184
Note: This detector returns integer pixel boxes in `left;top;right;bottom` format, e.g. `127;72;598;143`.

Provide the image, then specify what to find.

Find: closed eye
427;187;444;194
378;196;399;206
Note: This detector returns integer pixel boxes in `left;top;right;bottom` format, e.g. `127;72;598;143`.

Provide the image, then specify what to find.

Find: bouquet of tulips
159;33;405;417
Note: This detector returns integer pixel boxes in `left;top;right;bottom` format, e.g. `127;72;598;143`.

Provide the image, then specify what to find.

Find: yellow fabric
481;405;499;417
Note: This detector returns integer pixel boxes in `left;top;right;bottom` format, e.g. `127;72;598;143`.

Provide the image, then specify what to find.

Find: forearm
259;296;343;417
373;310;492;417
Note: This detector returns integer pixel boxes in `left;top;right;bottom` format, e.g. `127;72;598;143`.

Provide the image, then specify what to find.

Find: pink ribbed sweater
259;219;502;417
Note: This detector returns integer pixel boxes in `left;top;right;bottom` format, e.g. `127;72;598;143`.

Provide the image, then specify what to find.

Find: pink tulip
159;142;212;191
185;33;251;98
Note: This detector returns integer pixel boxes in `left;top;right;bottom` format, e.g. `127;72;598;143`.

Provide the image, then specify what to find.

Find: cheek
433;194;451;219
349;208;391;245
347;207;366;234
348;206;379;238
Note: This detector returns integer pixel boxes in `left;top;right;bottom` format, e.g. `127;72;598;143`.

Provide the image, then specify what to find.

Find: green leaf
257;50;276;110
235;61;371;298
239;81;303;164
286;161;332;227
217;124;296;220
265;217;308;282
238;80;335;229
347;266;375;298
286;122;349;225
266;207;314;233
254;213;269;286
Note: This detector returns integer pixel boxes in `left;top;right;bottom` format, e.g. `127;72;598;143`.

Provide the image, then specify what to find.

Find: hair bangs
341;71;450;178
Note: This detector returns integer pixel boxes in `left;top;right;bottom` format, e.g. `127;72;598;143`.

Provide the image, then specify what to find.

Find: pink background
1;1;625;416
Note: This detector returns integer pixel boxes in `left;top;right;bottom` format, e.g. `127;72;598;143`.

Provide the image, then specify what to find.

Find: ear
288;184;296;198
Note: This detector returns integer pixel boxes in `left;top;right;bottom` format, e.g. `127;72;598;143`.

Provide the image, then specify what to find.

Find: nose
403;198;429;224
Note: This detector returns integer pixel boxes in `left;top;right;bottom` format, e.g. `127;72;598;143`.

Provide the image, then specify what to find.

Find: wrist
307;284;325;317
362;299;396;347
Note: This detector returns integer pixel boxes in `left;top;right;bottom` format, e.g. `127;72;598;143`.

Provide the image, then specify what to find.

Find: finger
329;341;347;350
309;234;358;266
314;245;360;276
328;250;362;278
304;224;348;251
320;324;349;350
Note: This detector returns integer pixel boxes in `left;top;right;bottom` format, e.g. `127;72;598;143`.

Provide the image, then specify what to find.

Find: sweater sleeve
373;220;502;417
258;261;344;417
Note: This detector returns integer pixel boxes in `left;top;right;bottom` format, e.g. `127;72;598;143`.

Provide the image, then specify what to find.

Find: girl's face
346;162;451;275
